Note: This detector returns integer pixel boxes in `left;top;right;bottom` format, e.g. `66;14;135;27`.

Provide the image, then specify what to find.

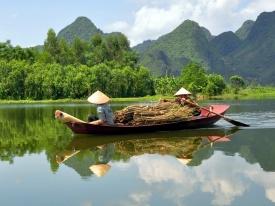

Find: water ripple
217;112;275;129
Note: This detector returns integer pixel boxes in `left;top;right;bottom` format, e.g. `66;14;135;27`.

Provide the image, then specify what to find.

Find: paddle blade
224;117;250;127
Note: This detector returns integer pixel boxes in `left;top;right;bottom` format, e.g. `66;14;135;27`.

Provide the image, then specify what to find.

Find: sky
1;0;275;47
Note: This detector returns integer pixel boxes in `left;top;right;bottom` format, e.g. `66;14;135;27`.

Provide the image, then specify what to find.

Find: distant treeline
0;29;245;100
0;60;155;99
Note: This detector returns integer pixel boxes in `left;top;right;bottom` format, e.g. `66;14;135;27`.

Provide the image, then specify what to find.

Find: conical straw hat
177;158;192;165
89;164;111;177
174;87;191;96
87;90;110;104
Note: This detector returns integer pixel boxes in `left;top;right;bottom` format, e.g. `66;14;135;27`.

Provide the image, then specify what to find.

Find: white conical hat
89;164;111;177
174;87;191;96
177;158;192;165
87;90;110;104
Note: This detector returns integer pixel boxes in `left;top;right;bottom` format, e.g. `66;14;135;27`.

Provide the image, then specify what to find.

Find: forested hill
134;20;225;76
57;16;103;43
235;20;255;40
135;11;275;85
225;11;275;84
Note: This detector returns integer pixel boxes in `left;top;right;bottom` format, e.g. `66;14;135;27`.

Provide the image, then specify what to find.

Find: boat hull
64;104;230;135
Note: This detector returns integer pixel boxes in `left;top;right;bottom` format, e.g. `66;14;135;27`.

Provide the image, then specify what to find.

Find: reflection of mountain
213;128;275;172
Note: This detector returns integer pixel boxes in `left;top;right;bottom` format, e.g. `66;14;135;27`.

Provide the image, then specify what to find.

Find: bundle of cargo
114;101;194;125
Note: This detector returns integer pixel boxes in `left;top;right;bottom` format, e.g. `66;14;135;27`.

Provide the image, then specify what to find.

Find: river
0;99;275;206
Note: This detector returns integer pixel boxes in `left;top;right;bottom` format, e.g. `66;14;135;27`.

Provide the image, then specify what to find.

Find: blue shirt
96;104;114;125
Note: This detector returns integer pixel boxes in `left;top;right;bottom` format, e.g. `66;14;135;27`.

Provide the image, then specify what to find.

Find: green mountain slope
210;31;241;56
134;40;154;53
235;20;255;40
135;20;224;76
226;11;275;84
201;27;214;41
57;16;103;43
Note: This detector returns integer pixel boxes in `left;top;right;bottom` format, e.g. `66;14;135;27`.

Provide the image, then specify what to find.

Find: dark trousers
88;114;99;122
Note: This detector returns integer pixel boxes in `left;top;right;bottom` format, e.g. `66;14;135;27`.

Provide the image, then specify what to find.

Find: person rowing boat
174;87;202;115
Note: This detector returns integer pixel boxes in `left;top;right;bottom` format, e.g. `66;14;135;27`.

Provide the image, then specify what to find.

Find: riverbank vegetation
0;29;274;102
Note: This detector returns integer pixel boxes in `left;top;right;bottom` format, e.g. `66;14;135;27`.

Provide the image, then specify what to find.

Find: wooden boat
55;104;230;134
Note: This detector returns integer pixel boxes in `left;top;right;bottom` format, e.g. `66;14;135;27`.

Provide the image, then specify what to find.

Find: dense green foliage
0;23;155;99
180;63;208;94
154;76;181;95
230;75;246;94
0;60;154;100
154;63;227;96
205;74;227;96
0;41;37;62
39;28;138;67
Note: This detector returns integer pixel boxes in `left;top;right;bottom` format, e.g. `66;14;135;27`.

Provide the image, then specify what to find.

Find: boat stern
200;104;230;117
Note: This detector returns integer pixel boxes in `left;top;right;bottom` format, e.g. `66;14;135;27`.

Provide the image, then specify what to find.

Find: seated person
174;87;197;105
87;90;114;125
174;87;201;116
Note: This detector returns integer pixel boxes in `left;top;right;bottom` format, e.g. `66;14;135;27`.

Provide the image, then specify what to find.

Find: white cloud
107;21;129;31
130;191;152;206
244;168;275;203
124;152;275;206
133;155;189;184
104;0;275;46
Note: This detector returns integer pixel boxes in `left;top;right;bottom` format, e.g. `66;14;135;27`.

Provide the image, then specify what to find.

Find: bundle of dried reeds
114;101;194;125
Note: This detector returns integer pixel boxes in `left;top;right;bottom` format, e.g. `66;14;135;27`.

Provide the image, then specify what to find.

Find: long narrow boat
55;104;230;134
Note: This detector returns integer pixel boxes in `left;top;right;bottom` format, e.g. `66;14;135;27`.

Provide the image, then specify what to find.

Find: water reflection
56;143;115;178
1;102;275;205
55;128;238;178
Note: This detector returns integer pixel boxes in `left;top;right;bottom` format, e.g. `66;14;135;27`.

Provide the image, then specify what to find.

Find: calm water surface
0;99;275;206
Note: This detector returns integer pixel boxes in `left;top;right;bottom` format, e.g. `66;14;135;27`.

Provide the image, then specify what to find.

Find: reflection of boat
89;164;111;177
56;105;230;134
67;127;239;150
56;150;80;164
55;128;238;177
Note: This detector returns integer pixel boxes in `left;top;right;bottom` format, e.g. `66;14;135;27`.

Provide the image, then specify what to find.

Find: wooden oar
182;99;250;127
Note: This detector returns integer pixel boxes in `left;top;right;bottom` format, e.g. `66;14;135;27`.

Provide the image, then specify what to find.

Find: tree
44;29;60;63
109;69;128;97
87;36;108;66
180;62;208;95
72;37;87;65
204;74;226;96
0;40;36;62
58;38;73;65
154;76;181;95
24;63;44;100
0;60;28;99
135;67;155;96
230;75;246;94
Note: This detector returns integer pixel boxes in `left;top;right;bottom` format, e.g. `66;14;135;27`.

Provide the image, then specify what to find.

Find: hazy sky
1;0;275;47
